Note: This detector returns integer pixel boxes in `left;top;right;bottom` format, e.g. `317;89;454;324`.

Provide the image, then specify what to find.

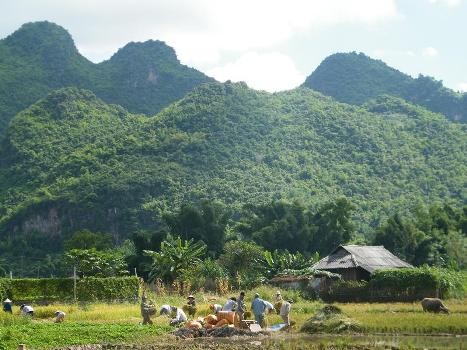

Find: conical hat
4;298;12;303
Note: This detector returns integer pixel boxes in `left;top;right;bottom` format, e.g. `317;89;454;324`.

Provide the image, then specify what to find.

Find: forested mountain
0;21;213;134
0;83;465;267
303;52;466;123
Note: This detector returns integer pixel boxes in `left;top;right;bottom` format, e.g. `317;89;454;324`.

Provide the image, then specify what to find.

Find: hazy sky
1;0;465;92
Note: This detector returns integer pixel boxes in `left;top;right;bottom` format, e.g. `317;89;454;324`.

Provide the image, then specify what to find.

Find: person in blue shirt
250;293;267;327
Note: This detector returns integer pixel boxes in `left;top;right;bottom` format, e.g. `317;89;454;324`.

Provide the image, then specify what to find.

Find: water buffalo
421;298;449;314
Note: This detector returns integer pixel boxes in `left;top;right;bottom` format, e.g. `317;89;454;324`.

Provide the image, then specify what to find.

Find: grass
0;286;466;349
337;299;467;334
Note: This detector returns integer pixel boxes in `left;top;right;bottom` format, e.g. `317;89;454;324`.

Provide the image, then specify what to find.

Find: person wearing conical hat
183;295;197;318
3;298;12;313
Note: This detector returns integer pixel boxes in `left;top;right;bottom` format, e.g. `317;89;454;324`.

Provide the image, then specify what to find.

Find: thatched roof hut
313;245;413;281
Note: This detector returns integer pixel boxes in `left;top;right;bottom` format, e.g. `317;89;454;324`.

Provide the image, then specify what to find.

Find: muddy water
60;334;466;350
264;334;466;349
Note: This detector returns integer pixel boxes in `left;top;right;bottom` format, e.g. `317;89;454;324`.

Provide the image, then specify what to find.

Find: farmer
280;300;292;326
236;291;246;322
20;304;34;317
274;291;283;314
54;310;66;323
160;305;187;326
3;298;12;313
209;303;222;314
222;297;237;311
169;306;187;326
183;295;197;317
251;293;268;327
141;295;155;325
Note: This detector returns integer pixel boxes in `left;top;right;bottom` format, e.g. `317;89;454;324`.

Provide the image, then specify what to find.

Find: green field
1;286;466;350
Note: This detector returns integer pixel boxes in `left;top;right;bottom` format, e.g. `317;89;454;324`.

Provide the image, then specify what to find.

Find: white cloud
422;47;439;57
0;0;400;92
208;52;306;92
457;82;467;92
428;0;463;7
0;0;399;65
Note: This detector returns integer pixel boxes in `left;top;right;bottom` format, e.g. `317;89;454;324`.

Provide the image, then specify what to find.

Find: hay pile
301;305;361;334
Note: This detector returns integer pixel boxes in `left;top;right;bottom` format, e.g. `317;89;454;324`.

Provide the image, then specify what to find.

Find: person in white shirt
159;304;187;326
280;300;292;326
159;304;171;316
54;310;66;323
170;306;187;326
222;297;237;311
210;303;222;314
20;304;34;317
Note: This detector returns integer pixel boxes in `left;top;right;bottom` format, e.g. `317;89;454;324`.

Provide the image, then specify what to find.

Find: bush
369;266;464;299
0;277;140;303
321;267;464;302
178;258;228;292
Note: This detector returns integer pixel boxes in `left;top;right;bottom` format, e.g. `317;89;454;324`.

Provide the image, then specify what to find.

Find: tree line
9;199;463;289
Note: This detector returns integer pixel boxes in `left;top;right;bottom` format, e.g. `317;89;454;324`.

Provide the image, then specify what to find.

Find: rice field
0;286;465;350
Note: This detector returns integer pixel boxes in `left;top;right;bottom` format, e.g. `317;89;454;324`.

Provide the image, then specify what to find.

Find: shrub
0;277;139;302
369;266;464;299
320;267;464;302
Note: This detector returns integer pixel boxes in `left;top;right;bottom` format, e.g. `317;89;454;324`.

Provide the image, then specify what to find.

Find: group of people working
2;298;65;322
147;290;292;328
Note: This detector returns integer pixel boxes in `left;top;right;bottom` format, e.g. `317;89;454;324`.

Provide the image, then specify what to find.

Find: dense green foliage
218;240;265;288
323;267;464;301
64;249;129;277
238;199;355;255
144;235;207;283
0;82;465;274
374;204;466;268
64;230;112;251
303;52;466;123
0;277;139;302
0;21;212;134
163;200;231;256
369;267;464;299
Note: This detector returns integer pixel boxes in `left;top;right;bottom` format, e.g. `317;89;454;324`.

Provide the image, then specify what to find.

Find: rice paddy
0;286;465;349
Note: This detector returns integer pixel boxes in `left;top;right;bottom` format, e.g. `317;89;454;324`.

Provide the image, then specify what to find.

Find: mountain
0;21;213;134
303;52;467;123
0;84;465;266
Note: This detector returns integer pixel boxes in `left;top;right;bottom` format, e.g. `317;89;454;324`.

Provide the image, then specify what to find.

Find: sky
0;0;466;93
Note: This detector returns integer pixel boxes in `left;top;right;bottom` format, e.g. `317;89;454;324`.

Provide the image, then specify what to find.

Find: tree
239;200;316;254
64;230;113;251
311;198;355;255
218;240;264;288
64;248;128;277
260;249;315;279
163;201;231;256
373;213;423;263
144;234;206;283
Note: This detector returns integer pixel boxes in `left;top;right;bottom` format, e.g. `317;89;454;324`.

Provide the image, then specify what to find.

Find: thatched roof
313;245;412;273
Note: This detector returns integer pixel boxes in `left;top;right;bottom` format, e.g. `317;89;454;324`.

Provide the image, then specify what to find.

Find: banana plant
144;234;206;283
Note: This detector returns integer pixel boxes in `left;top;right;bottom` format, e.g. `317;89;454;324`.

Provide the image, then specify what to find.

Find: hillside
0;84;465;265
0;21;213;134
303;52;466;123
